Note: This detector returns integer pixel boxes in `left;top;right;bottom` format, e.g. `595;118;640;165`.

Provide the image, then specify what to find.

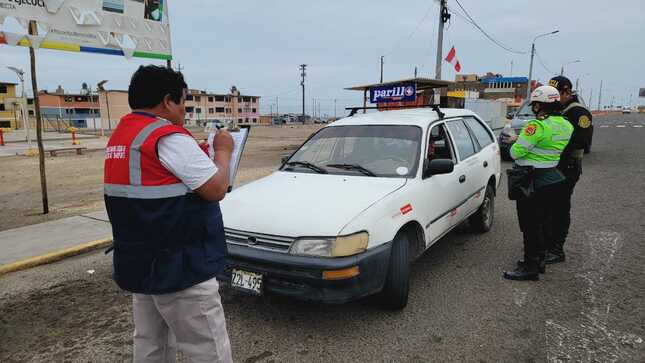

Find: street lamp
526;30;559;101
560;59;581;76
6;66;31;146
97;80;110;137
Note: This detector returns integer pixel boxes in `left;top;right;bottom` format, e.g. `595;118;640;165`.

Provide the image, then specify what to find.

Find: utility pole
276;96;279;115
588;88;593;110
312;98;315;118
435;0;450;80
597;80;603;111
300;64;307;121
527;43;536;101
380;56;384;83
510;60;514;77
526;31;559;101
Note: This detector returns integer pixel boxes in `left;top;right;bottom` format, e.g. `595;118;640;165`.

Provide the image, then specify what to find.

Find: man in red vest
104;65;234;362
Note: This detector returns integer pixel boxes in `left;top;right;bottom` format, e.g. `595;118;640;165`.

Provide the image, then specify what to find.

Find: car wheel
379;233;410;310
469;184;495;233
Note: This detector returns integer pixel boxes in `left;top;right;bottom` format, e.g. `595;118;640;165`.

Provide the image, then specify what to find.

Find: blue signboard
370;84;417;103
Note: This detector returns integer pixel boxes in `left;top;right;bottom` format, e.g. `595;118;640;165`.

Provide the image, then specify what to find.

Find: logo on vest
106;145;127;159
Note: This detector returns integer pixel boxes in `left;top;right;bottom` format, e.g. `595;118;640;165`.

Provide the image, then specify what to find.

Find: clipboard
207;125;250;192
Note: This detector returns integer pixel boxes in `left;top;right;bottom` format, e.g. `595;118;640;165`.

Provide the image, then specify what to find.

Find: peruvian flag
445;46;462;72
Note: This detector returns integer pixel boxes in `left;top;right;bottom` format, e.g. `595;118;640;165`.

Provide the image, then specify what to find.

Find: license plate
231;269;263;295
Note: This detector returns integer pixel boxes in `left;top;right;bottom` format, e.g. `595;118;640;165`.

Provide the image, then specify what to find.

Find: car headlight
289;232;369;257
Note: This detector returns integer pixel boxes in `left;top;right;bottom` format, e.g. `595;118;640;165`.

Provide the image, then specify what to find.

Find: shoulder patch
524;124;537;136
578;115;591;128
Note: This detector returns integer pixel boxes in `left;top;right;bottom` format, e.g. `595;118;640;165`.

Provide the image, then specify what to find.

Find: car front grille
224;228;295;253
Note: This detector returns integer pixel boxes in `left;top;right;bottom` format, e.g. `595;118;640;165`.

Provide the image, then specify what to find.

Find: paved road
1;114;644;362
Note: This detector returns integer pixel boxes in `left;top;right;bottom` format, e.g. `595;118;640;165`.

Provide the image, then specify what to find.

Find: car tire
469;184;495;233
379;233;410;310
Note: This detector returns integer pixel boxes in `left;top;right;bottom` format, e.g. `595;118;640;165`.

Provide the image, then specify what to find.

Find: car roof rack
345;104;445;119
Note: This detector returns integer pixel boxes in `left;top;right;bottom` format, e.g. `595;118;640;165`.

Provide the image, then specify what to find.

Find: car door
417;122;463;244
464;116;498;190
445;119;482;222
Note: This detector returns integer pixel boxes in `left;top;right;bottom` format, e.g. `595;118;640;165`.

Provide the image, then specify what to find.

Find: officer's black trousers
550;160;582;254
516;182;565;261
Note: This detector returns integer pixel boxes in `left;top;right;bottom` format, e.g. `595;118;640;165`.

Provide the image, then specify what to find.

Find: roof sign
369;84;416;104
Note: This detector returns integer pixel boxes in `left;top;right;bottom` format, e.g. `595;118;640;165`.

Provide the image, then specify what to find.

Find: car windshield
283;125;422;178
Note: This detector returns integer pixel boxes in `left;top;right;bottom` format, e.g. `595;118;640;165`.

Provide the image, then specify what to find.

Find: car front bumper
218;242;392;304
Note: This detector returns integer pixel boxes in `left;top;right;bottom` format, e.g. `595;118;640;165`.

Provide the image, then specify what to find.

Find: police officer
545;76;593;264
502;86;573;281
104;65;234;362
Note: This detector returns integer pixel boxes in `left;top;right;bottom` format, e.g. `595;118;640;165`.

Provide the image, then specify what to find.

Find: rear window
464;118;494;148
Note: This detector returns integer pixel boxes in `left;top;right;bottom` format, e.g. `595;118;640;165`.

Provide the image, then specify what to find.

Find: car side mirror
281;154;291;164
506;112;514;120
423;159;455;178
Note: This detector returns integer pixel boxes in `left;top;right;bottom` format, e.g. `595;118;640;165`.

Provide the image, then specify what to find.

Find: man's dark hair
128;65;187;109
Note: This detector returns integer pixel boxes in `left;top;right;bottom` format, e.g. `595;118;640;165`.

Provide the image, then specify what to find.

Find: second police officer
545;76;593;264
502;85;573;281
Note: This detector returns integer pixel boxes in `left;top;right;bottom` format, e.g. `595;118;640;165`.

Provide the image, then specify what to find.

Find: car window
464;117;494;148
285;125;422;178
446;120;477;161
427;123;455;162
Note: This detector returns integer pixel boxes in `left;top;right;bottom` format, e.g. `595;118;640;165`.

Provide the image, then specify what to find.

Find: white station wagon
219;107;501;309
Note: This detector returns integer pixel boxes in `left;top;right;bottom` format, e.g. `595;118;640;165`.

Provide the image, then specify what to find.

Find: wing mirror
423;159;455;178
281;154;291;164
506;112;514;120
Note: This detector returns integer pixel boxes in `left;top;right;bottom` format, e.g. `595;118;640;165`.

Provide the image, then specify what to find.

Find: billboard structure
0;0;172;60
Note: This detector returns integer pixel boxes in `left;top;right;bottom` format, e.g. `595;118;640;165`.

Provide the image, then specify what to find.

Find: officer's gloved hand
500;134;518;144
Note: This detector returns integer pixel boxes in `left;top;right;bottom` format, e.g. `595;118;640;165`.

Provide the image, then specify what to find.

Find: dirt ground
0;125;322;232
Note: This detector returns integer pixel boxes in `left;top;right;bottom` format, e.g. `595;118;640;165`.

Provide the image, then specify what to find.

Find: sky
1;0;644;116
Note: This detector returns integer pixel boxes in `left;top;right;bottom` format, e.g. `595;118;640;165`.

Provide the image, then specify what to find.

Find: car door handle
483;161;488;168
459;175;466;183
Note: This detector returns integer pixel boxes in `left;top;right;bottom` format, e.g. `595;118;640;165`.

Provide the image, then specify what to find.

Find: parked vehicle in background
622;108;632;114
219;107;501;309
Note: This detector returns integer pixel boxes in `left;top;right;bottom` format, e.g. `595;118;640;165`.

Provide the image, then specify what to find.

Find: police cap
549;76;573;92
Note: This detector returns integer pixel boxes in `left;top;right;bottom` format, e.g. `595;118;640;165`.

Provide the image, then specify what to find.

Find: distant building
0;81;19;129
184;86;260;126
38;88;100;129
98;89;129;131
449;73;539;109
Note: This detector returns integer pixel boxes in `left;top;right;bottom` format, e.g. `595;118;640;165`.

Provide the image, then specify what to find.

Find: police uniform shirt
561;100;593;153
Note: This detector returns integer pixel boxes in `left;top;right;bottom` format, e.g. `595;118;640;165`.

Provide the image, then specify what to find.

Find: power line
382;2;435;57
451;0;526;55
534;49;556;75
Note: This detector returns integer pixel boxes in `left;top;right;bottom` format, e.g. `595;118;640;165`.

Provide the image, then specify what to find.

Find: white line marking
600;125;610;128
633;125;643;128
545;231;643;362
616;125;626;128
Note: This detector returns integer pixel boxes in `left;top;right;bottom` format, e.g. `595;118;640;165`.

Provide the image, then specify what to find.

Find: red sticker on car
400;204;413;215
524;125;536;136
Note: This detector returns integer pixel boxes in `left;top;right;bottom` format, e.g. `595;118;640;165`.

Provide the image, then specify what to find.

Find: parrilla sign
370;84;416;103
